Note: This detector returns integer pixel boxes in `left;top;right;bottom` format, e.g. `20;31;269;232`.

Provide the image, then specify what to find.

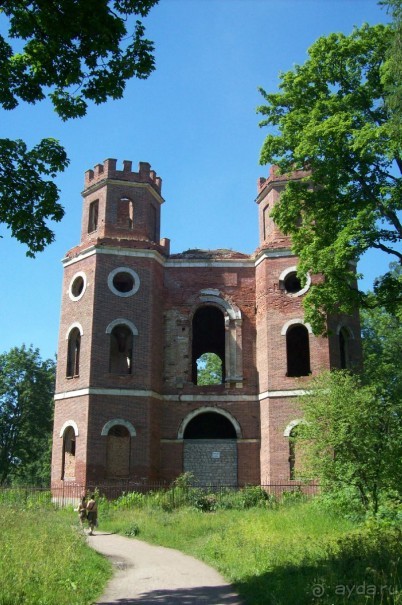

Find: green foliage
196;352;223;385
0;138;68;256
103;501;402;605
0;0;158;255
258;23;402;332
0;506;111;605
0;345;56;485
296;370;402;515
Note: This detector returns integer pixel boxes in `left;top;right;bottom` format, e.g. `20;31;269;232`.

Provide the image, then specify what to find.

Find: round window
69;272;87;301
284;272;302;294
279;266;311;297
113;272;135;293
108;267;140;297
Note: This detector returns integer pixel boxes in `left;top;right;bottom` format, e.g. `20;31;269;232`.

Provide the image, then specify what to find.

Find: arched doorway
181;409;239;486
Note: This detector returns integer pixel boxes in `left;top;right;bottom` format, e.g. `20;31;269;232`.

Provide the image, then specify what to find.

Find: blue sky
0;0;390;360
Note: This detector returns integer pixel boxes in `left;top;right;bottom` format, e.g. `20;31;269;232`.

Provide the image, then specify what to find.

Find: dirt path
87;531;244;604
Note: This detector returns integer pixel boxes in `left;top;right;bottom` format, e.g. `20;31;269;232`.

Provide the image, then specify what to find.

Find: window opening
113;272;135;293
339;327;350;369
192;306;225;384
106;425;130;477
289;425;298;480
66;328;81;377
88;200;99;233
183;412;236;439
196;352;223;385
150;204;157;241
286;324;310;377
117;197;134;229
109;325;133;374
71;275;84;298
284;272;302;294
62;426;76;479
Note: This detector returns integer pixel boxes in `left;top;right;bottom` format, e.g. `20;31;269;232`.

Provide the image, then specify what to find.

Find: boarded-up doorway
183;411;238;486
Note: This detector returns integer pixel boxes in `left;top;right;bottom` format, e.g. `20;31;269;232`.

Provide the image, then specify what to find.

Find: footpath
87;531;244;605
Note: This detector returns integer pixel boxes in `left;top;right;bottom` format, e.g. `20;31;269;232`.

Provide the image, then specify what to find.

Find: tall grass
100;497;401;605
0;506;111;605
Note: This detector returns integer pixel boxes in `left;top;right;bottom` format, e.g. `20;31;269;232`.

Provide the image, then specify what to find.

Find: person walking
78;495;87;527
86;494;98;535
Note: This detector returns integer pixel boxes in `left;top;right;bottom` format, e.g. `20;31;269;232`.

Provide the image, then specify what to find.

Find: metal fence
0;480;319;509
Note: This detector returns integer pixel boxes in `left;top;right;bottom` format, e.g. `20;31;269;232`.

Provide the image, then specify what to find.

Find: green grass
0;489;400;605
0;506;112;605
100;500;401;605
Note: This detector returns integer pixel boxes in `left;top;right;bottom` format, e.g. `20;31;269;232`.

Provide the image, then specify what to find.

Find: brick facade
51;160;362;491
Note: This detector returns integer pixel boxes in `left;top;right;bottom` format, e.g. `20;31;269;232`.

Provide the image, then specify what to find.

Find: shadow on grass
235;525;401;605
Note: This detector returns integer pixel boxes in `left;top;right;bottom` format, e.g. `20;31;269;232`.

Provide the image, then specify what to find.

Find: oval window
69;272;87;301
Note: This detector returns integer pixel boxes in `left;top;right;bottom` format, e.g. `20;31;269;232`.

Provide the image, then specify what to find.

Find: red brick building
51;159;361;490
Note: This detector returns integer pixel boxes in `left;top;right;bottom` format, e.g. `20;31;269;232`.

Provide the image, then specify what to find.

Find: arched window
117;197;134;229
62;426;76;479
192;306;225;384
106;424;131;477
66;328;81;377
109;324;133;374
286;324;310;377
339;327;351;369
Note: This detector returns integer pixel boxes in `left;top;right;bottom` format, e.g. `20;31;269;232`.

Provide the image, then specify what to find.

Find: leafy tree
196;352;223;385
297;370;402;515
0;346;56;485
0;0;158;256
258;23;402;334
381;0;402;143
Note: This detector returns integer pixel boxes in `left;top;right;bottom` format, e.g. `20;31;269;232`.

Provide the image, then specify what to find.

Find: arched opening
183;410;238;486
286;324;310;377
192;306;225;384
62;426;76;480
66;328;81;377
106;425;130;478
109;325;133;374
183;412;237;439
339;327;351;369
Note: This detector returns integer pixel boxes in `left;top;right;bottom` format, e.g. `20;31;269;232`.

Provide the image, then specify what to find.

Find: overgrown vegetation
0;483;400;605
0;503;111;605
97;488;401;605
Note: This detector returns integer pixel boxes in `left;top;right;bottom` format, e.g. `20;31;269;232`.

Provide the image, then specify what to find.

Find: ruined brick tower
51;160;361;490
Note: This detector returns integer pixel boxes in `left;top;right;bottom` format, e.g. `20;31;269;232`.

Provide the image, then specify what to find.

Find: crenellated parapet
84;159;162;194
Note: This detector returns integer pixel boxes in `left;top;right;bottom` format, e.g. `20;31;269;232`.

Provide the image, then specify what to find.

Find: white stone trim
105;318;138;335
107;267;140;297
281;318;312;335
54;387;163;400
177;406;242;439
284;418;306;437
259;390;307;400
198;290;242;320
279;266;311;297
101;418;136;437
59;420;79;437
65;322;84;339
68;271;87;301
254;249;294;267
